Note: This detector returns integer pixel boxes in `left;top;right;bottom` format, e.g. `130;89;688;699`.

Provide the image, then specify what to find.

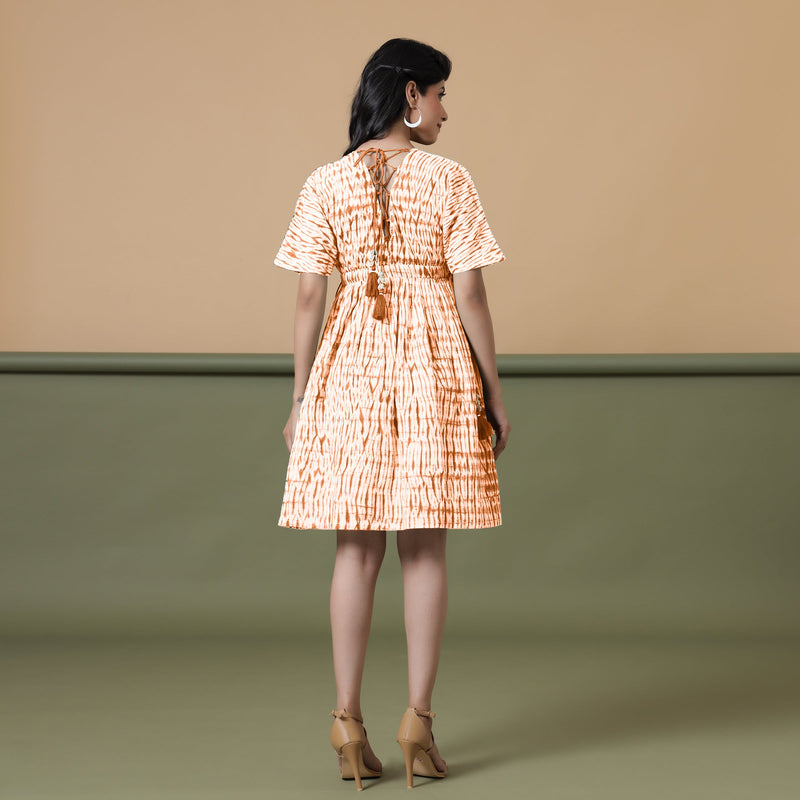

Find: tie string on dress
354;147;411;320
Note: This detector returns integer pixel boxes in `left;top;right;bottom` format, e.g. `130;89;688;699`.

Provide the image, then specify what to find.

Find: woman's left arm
453;269;510;458
453;269;500;399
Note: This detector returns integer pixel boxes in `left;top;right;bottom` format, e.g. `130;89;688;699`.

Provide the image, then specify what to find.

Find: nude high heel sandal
396;707;448;788
330;708;382;791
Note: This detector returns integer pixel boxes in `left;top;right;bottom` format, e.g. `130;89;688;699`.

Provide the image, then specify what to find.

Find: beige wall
1;0;798;354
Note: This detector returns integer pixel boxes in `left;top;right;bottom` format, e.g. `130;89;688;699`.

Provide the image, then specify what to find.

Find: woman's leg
330;529;386;770
397;527;448;771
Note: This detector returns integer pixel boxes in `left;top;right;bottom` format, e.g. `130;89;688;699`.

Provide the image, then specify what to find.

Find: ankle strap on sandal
409;706;436;718
331;708;364;723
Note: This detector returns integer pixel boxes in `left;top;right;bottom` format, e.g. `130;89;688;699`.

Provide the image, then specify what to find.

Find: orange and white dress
274;146;506;530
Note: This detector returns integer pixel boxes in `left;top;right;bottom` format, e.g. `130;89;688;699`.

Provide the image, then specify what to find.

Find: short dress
274;145;506;531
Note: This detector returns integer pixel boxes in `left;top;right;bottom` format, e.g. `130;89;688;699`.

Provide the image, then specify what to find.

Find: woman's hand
283;401;303;453
485;394;510;460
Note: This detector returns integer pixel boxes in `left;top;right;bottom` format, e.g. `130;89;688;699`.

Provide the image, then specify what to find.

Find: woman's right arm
283;273;328;452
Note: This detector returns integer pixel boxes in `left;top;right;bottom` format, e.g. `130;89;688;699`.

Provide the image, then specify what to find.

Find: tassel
366;270;378;296
475;390;494;440
372;293;386;319
478;412;494;441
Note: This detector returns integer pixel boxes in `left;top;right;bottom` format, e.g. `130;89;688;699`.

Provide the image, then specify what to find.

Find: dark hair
342;38;452;157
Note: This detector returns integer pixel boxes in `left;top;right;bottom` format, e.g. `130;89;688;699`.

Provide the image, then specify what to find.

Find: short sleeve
442;163;506;274
274;170;340;276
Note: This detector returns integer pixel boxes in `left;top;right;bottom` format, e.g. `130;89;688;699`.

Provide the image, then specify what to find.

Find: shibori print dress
274;145;506;530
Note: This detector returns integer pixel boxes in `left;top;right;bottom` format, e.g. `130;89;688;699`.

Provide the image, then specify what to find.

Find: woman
275;37;510;790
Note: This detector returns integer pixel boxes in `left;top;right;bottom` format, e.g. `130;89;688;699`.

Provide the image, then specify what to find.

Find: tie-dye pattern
274;147;506;530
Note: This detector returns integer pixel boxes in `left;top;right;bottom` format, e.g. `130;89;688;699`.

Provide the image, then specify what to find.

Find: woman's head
343;38;452;156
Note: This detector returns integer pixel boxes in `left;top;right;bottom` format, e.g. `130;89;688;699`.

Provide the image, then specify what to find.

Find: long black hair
343;38;452;157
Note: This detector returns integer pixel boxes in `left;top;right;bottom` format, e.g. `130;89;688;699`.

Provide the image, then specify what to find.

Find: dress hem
277;515;502;531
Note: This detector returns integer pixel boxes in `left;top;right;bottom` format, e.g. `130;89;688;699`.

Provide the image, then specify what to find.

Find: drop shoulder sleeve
274;169;340;276
442;162;506;274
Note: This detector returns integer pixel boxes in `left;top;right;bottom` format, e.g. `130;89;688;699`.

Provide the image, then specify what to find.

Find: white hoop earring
403;107;422;128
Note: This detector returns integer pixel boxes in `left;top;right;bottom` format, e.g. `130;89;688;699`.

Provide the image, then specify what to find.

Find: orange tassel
372;293;386;319
475;390;493;441
478;412;494;441
366;271;378;296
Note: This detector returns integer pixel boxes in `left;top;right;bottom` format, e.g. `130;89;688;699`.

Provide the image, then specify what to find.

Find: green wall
1;353;798;638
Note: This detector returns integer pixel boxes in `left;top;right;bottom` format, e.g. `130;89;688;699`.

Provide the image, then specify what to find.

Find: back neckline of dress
352;146;419;172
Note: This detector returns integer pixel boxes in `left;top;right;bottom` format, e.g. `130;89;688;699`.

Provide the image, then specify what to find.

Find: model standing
274;37;511;790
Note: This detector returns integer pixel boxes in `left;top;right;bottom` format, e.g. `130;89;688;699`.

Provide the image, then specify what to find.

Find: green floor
2;634;798;799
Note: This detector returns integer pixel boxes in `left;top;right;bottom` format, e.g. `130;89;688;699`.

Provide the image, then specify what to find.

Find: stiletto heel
330;708;382;791
396;706;448;788
398;739;421;788
340;741;364;791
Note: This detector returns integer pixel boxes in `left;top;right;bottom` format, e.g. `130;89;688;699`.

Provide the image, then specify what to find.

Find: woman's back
276;147;505;284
